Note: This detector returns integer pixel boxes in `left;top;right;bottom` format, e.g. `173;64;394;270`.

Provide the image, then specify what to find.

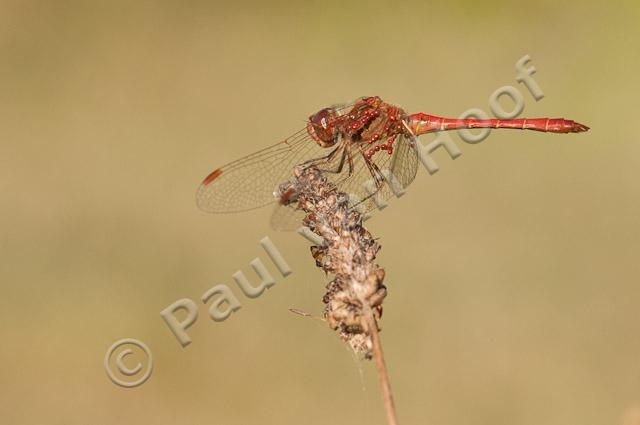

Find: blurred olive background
1;1;639;424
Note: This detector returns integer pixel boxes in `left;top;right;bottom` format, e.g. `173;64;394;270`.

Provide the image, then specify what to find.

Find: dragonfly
196;96;589;229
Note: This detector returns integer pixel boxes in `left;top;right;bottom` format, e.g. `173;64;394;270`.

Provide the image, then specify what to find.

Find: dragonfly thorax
340;97;410;159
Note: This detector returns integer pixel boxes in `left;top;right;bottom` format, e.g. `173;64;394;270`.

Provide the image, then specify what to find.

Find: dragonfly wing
327;133;419;213
269;204;307;231
387;131;419;190
196;129;331;213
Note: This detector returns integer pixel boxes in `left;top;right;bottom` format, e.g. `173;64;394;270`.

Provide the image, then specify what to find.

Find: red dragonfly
197;96;588;229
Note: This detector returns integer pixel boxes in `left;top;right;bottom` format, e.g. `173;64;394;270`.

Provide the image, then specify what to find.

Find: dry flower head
277;166;387;357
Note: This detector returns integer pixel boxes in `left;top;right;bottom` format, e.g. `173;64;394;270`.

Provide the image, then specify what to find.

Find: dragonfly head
307;107;340;147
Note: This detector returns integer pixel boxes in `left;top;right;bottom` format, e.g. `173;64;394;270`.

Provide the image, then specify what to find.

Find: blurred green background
1;1;639;424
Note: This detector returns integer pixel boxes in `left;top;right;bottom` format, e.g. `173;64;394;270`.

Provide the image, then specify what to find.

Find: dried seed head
277;166;387;357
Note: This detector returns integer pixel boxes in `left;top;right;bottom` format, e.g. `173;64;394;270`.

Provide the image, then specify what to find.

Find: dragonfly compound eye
307;108;339;147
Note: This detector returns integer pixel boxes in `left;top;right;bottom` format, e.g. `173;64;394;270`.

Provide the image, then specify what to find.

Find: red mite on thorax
197;96;589;217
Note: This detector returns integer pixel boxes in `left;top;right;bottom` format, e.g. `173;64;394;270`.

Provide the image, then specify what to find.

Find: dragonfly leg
300;143;349;172
365;159;387;193
338;142;357;182
358;141;386;188
300;141;356;176
300;145;341;167
319;142;357;190
345;152;388;210
322;146;348;174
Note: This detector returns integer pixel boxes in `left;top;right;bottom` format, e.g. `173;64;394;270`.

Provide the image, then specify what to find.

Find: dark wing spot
202;168;222;185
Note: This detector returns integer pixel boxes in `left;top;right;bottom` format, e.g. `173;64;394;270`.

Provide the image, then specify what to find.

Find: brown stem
364;309;399;425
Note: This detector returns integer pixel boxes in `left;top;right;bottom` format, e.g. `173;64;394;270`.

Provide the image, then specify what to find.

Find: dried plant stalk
277;166;399;425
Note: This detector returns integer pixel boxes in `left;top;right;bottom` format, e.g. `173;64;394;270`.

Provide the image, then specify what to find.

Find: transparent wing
196;128;334;213
269;204;307;231
267;129;420;230
322;131;419;214
197;108;419;225
384;129;420;192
